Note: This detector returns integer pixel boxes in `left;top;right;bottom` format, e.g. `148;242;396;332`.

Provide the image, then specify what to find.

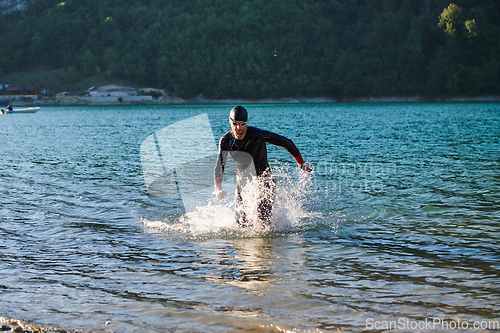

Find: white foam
142;166;314;238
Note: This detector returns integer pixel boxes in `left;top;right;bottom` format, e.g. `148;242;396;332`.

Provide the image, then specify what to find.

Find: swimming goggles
230;119;247;126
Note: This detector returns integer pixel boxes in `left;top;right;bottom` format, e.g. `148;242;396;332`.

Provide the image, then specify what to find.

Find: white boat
2;107;40;114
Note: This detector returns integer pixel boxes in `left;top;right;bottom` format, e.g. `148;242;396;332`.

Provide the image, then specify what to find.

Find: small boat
2;107;40;114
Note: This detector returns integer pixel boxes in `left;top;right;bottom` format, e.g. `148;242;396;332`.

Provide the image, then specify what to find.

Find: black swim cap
229;106;248;121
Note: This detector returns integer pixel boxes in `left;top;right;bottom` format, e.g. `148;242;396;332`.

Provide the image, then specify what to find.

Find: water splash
141;165;315;238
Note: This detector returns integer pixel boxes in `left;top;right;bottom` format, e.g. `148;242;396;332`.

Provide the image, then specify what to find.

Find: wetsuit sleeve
262;131;301;157
261;130;307;166
214;138;228;189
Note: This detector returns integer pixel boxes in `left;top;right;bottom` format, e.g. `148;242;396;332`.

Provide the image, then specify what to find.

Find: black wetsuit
214;126;301;226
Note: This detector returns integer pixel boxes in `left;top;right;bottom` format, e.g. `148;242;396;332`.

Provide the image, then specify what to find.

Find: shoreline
3;95;500;107
0;316;77;333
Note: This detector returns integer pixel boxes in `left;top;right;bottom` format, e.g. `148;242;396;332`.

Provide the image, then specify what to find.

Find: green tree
80;49;99;76
2;0;500;98
439;3;464;37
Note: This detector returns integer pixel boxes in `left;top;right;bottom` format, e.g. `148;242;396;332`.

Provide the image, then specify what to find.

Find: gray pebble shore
1;317;77;333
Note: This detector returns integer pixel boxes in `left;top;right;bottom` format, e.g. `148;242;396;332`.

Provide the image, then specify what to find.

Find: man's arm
292;152;312;172
214;139;229;199
262;130;312;173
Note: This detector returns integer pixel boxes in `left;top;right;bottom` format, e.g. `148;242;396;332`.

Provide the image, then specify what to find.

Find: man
1;104;13;114
214;106;312;227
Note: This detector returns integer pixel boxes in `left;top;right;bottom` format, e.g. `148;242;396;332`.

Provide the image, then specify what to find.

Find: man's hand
300;163;312;173
215;188;228;200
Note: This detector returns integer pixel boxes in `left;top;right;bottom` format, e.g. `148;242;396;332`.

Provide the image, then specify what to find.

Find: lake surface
0;103;499;332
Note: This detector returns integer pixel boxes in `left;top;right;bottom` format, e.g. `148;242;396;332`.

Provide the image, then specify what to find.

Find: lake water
0;103;499;332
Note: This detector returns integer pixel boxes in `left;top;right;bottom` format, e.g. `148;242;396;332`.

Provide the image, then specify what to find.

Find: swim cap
229;106;248;121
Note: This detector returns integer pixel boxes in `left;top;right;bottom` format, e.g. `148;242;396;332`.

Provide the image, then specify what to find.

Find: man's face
230;118;248;139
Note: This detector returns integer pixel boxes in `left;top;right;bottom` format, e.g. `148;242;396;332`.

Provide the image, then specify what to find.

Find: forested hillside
1;0;499;99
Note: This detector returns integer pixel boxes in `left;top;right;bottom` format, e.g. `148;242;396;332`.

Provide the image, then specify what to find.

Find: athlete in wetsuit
214;106;312;227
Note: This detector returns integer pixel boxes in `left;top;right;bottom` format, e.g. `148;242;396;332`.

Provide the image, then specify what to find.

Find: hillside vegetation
1;0;499;99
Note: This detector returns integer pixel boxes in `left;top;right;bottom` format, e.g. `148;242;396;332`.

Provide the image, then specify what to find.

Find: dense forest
0;0;499;99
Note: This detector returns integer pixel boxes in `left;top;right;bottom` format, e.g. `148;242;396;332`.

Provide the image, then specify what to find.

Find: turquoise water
0;103;499;332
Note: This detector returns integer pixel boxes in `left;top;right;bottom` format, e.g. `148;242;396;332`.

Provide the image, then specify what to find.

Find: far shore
3;94;500;107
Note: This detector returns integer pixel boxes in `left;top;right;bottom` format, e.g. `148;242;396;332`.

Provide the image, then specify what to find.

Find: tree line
1;0;499;99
